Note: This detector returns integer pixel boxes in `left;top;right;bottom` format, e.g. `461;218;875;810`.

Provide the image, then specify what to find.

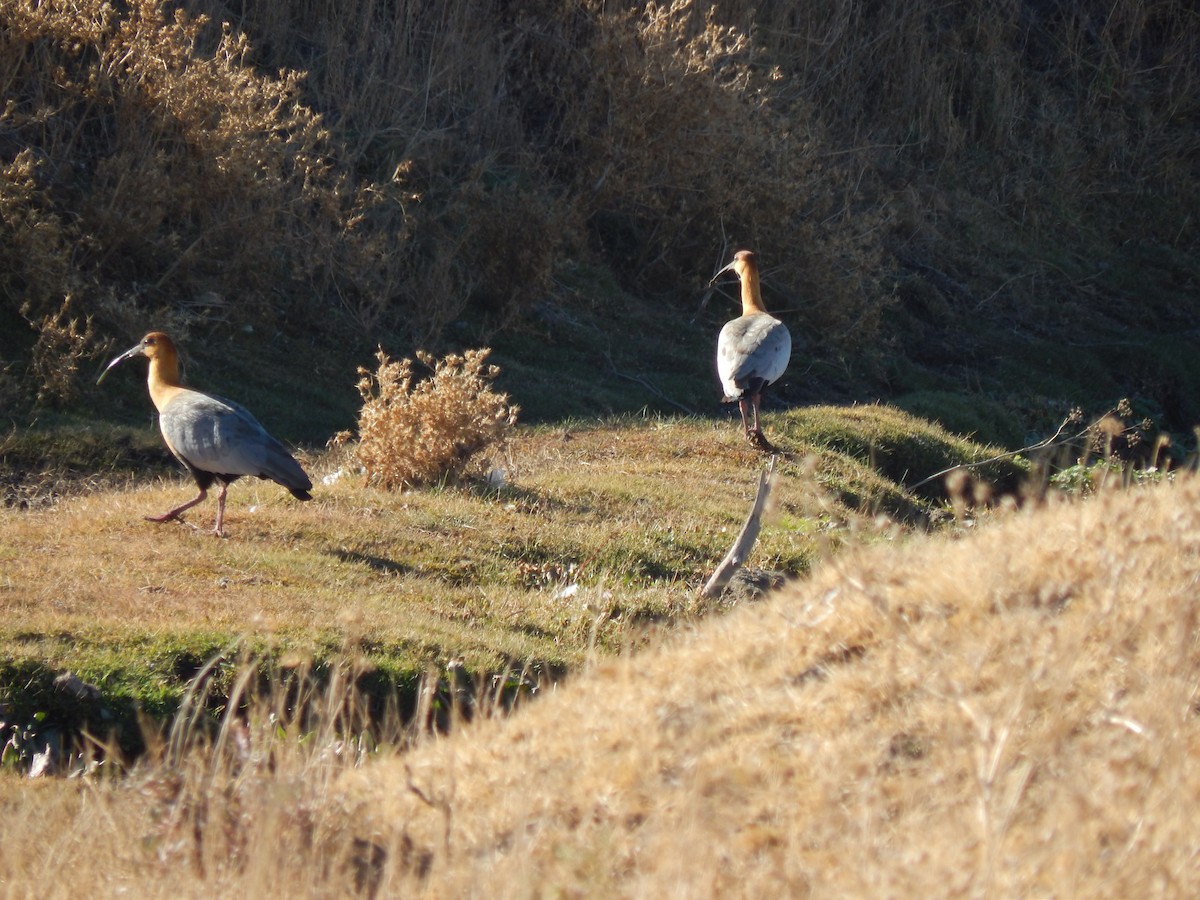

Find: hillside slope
3;0;1197;447
340;475;1200;896
2;470;1198;895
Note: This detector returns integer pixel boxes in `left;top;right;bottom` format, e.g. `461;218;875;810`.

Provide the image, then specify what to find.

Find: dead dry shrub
4;0;1198;411
218;0;574;337
0;149;74;317
508;0;890;350
23;295;97;407
0;0;419;342
2;0;570;387
352;348;519;490
0;150;102;407
93;1;345;299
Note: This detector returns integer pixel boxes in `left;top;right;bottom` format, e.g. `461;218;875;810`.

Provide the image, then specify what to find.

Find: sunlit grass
2;453;1196;896
3;406;1026;772
0;417;869;722
330;473;1200;897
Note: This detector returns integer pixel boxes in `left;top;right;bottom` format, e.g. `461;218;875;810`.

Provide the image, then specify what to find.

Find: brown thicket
1;0;1196;406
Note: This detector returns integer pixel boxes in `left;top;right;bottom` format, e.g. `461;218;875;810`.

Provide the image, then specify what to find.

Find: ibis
713;250;791;449
98;332;312;536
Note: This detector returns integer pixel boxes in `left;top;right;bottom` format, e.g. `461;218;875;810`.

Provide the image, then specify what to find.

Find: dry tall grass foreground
5;476;1200;895
342;475;1200;896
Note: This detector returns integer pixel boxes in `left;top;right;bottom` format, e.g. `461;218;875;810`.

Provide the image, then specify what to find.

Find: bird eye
144;337;156;346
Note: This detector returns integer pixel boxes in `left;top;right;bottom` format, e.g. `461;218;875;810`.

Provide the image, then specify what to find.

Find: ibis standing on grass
98;332;312;537
713;250;791;450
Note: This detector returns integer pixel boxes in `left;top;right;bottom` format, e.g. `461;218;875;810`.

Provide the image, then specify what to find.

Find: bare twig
701;456;777;599
603;351;698;416
907;404;1126;493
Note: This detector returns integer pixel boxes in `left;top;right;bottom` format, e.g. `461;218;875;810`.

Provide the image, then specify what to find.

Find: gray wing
159;389;312;493
717;314;792;396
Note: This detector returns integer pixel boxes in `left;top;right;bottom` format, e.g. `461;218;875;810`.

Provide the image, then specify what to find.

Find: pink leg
747;396;775;452
738;398;754;437
212;482;229;537
146;488;207;525
740;395;765;442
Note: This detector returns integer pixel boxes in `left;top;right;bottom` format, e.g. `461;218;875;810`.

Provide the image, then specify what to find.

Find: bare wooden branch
701;456;777;599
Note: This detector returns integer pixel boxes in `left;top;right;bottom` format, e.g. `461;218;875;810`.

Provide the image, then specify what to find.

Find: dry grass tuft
351;347;519;490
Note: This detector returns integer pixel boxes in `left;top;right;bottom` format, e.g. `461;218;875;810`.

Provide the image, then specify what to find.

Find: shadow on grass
329;548;413;576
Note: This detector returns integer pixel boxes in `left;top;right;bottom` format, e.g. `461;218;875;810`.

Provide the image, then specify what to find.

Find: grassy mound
3;460;1196;895
2;413;940;758
771;403;1029;516
334;475;1200;896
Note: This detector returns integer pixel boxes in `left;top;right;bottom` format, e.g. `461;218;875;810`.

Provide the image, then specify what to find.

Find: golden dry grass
328;474;1200;896
3;467;1199;895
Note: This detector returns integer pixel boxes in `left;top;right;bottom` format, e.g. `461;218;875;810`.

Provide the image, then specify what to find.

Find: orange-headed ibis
98;332;312;536
713;250;791;449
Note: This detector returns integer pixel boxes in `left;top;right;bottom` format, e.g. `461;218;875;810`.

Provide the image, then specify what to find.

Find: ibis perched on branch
98;332;312;536
713;250;791;450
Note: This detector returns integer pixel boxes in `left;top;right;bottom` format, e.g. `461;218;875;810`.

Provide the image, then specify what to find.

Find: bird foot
144;513;199;531
746;429;777;453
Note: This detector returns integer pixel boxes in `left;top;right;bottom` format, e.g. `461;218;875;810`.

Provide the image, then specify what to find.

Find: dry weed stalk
129;648;409;888
352;348;519;490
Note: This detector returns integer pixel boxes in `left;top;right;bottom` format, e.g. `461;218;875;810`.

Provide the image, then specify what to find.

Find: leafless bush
0;150;73;320
23;296;97;407
216;0;573;334
352;348;519;490
500;0;891;346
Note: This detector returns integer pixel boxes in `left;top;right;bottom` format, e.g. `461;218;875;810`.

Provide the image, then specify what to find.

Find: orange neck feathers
738;262;767;315
733;252;767;315
140;332;187;412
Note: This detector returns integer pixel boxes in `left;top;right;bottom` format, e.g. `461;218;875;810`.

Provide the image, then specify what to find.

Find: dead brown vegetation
2;0;1196;414
350;347;519;490
334;475;1200;895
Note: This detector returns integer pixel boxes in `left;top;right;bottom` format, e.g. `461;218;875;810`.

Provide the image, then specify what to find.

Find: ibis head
98;332;179;387
710;249;758;285
712;250;766;316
